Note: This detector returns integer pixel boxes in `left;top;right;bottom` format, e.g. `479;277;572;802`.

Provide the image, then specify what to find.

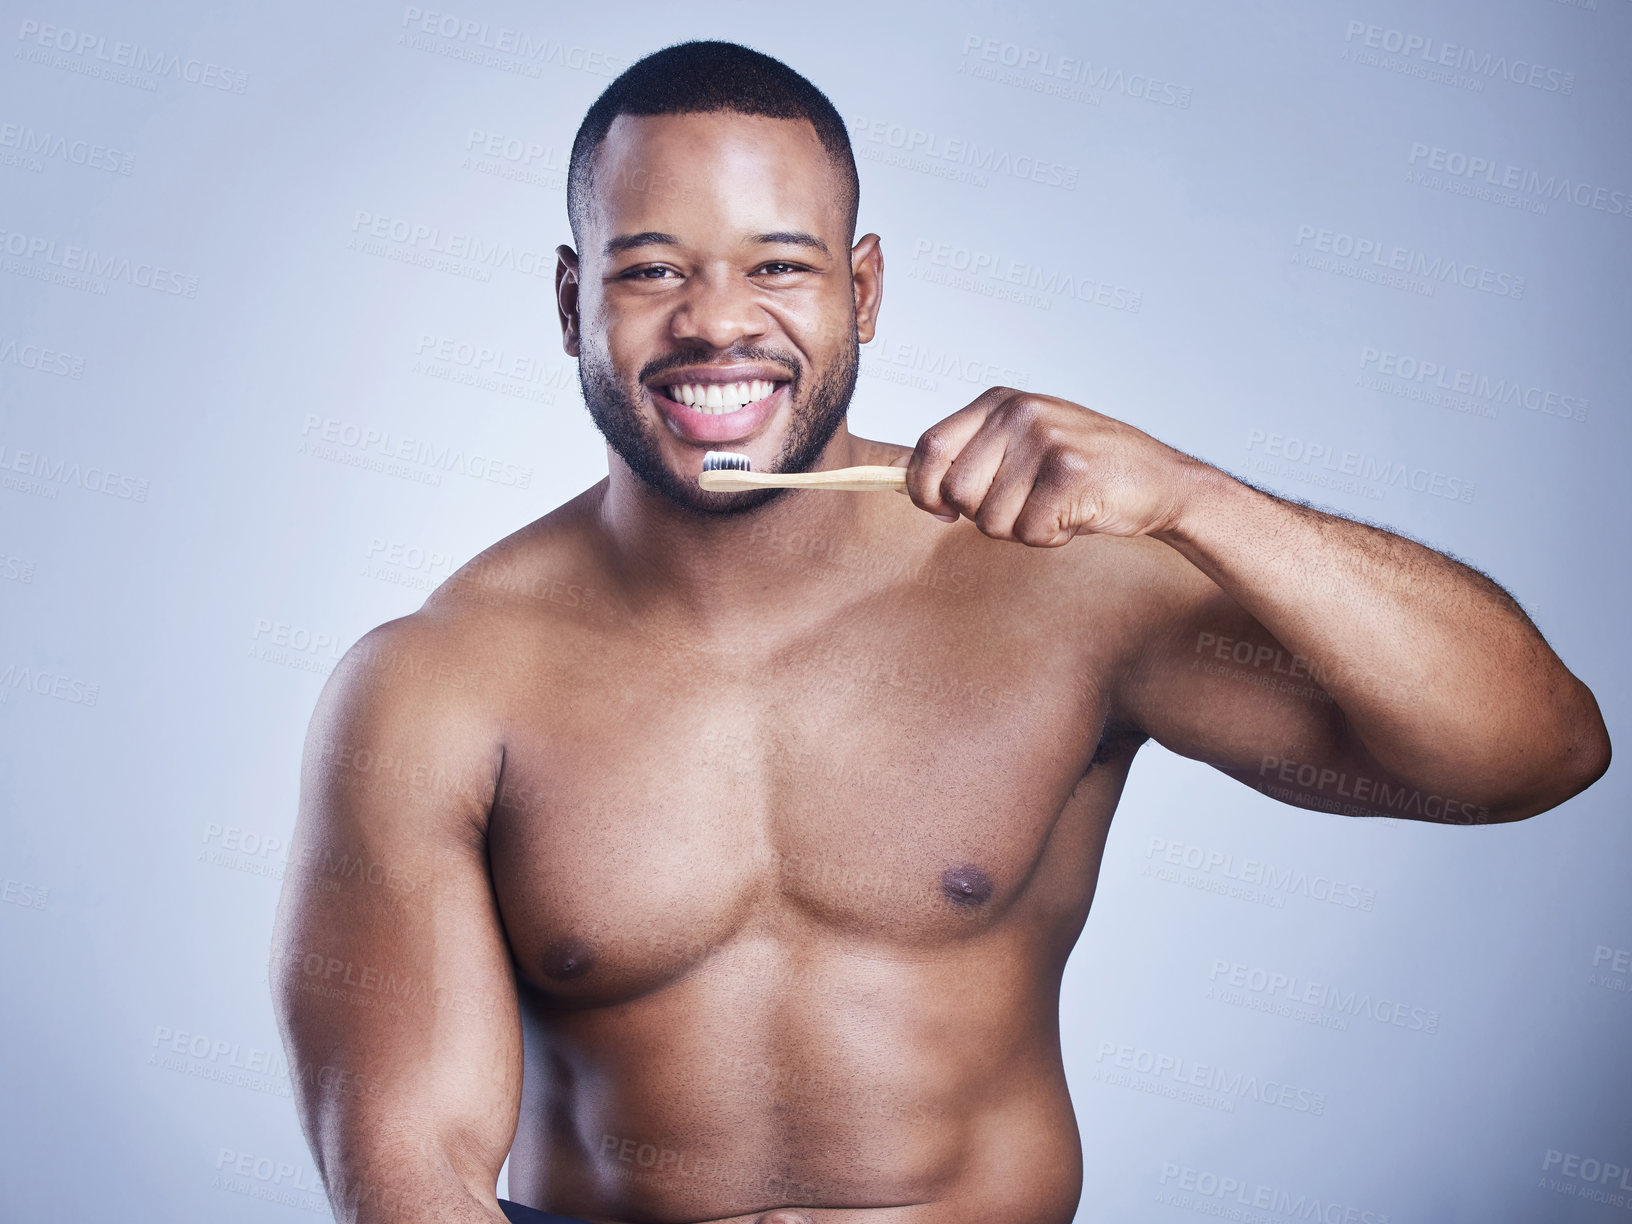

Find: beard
578;333;860;515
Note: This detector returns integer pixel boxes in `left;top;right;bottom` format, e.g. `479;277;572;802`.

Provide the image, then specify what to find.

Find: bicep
272;625;521;1202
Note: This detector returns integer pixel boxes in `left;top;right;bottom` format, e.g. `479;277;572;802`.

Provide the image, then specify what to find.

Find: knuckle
1041;448;1093;487
996;395;1043;429
973;516;1009;542
972;502;1005;533
916;430;955;465
941;477;980;512
1036;421;1074;450
1016;508;1071;547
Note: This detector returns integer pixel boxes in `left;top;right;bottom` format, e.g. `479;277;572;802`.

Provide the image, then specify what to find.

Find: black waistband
498;1197;590;1224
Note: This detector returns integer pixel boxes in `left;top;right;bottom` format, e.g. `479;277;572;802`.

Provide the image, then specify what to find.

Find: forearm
895;386;1608;811
314;1127;511;1224
1154;462;1608;807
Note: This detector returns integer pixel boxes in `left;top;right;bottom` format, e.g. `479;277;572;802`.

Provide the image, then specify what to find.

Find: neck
593;423;882;629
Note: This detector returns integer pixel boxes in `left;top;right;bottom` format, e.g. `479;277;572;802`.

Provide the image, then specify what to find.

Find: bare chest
486;609;1111;1005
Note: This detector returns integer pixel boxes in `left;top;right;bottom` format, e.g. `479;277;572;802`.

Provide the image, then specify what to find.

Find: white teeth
666;380;778;415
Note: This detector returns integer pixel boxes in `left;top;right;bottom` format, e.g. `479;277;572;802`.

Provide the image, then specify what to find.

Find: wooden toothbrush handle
698;465;909;492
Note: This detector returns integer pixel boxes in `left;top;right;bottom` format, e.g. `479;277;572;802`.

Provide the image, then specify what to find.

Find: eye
621;264;677;280
754;261;805;277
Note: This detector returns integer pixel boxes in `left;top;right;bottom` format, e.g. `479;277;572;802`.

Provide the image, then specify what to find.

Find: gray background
1;1;1628;1220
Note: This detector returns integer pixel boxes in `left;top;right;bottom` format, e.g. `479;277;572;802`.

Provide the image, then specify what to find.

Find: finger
939;411;1019;523
969;443;1045;541
906;388;1012;518
1011;450;1096;546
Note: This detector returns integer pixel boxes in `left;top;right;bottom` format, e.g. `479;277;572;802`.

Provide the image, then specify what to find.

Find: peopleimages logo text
1157;1163;1391;1224
1209;958;1440;1033
15;20;249;92
959;34;1192;107
0;225;199;296
1408;145;1628;217
1343;21;1574;93
848;116;1078;190
910;239;1142;313
1295;225;1522;298
398;7;623;77
1360;347;1587;422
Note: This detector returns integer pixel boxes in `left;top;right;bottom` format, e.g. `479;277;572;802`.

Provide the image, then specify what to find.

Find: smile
665;380;779;415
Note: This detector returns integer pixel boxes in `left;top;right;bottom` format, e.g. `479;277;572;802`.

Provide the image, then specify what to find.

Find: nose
669;267;769;351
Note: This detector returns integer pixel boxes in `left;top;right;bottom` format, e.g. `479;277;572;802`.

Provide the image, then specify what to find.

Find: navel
940;865;994;907
542;936;596;981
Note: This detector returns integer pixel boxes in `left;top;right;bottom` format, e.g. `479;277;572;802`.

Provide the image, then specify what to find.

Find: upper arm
1111;542;1495;825
271;617;521;1213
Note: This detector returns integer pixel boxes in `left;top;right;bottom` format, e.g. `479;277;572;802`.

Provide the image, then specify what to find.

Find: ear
555;245;581;357
850;233;883;345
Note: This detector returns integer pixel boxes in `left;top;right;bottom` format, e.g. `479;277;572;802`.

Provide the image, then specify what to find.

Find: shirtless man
271;40;1610;1224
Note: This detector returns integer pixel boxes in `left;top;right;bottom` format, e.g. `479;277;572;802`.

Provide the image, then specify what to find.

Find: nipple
940;864;994;907
542;937;596;981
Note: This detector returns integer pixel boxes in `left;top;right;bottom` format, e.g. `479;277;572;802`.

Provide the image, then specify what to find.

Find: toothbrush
698;450;909;493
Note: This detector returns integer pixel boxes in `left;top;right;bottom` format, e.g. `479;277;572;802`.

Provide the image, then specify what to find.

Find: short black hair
567;40;859;245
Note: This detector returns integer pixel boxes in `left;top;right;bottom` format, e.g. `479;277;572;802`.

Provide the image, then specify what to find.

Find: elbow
1559;695;1612;801
1497;683;1612;822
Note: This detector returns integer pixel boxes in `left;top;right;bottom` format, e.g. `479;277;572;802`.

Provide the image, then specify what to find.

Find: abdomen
508;926;1084;1224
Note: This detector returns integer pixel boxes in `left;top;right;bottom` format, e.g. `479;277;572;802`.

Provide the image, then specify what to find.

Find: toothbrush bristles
701;451;752;472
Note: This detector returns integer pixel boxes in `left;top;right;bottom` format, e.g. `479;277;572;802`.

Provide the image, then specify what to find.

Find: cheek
594;312;662;378
779;300;853;362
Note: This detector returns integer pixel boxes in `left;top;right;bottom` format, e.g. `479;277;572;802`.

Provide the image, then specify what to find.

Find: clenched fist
899;387;1207;546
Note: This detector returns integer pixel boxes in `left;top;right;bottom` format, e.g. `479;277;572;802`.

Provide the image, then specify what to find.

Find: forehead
584;112;846;250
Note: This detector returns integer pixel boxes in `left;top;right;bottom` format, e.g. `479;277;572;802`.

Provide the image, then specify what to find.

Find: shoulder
305;490;608;799
305;612;500;809
423;485;610;627
324;611;488;722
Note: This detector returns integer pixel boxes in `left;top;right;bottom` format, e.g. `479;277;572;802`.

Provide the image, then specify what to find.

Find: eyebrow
754;231;830;256
601;230;832;258
603;231;679;257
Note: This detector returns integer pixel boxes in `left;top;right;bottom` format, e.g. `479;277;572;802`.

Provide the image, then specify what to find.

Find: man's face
559;112;879;513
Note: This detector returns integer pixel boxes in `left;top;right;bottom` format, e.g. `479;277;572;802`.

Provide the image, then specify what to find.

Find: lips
645;366;792;444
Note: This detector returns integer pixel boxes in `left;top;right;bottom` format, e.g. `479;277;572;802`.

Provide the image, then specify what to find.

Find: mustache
637;345;802;386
